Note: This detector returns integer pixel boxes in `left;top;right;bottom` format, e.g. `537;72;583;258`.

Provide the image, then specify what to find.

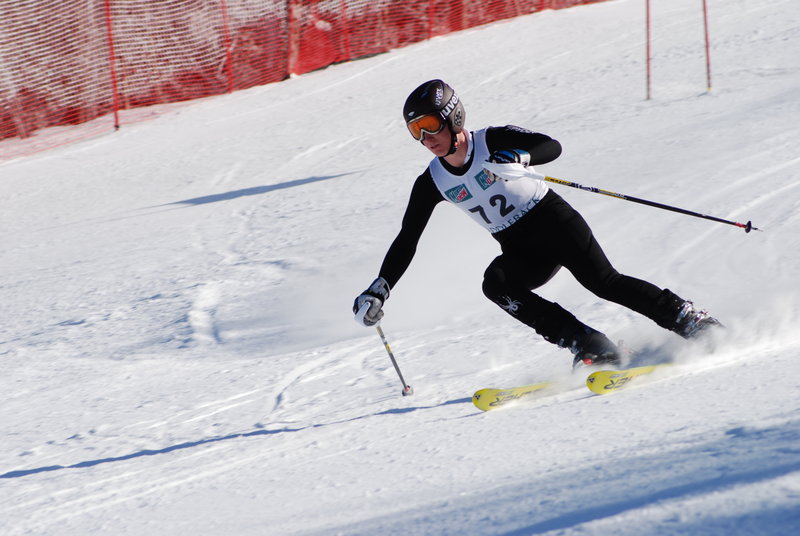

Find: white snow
2;0;800;534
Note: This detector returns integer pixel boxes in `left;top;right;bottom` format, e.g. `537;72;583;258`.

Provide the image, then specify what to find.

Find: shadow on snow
161;172;355;207
1;396;471;479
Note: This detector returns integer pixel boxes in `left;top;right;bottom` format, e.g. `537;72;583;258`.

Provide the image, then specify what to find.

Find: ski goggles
406;113;446;141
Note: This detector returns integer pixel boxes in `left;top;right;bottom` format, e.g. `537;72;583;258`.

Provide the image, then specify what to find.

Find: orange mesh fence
0;0;605;160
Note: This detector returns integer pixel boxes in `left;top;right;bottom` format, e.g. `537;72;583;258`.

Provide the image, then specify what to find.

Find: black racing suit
378;125;685;349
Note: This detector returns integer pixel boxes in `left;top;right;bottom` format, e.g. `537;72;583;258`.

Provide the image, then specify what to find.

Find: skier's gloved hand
487;149;531;166
353;277;390;327
484;149;540;182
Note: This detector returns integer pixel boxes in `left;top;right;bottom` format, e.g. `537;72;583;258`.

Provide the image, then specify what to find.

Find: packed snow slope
2;0;799;534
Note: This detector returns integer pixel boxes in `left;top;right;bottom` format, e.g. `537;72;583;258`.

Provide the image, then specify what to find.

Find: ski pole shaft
539;174;760;233
375;324;414;396
356;302;413;396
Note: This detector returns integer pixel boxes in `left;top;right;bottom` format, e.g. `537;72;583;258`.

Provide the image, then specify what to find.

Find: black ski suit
378;125;685;348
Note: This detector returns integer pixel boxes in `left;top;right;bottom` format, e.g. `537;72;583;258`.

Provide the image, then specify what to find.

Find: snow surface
2;0;800;534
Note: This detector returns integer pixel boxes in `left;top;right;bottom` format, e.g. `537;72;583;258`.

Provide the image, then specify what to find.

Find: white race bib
429;129;548;233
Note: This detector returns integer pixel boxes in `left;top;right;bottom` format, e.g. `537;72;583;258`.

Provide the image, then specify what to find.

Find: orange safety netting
0;0;604;160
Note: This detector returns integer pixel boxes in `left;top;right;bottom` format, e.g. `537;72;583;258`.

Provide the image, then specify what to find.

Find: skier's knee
482;264;505;300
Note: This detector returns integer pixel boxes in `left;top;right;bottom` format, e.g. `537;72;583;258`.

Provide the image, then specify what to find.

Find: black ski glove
487;149;531;166
353;277;390;327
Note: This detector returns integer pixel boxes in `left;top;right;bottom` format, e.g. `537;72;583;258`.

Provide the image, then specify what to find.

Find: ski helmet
403;80;465;148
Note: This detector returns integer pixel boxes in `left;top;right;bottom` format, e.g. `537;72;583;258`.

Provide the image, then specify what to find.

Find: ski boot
569;331;622;370
673;301;723;339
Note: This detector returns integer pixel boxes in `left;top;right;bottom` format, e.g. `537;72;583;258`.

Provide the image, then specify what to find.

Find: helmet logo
453;107;463;127
434;87;444;106
441;93;459;118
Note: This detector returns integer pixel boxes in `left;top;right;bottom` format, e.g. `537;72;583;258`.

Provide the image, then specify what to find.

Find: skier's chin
427;144;448;157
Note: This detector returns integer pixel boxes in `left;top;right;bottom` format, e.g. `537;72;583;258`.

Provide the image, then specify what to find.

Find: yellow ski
586;364;670;395
472;381;552;411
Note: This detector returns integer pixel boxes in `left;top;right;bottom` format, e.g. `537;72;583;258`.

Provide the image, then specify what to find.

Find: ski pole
356;303;414;396
375;324;414;396
536;173;760;233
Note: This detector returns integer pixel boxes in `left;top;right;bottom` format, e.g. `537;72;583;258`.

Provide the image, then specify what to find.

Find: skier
353;79;720;368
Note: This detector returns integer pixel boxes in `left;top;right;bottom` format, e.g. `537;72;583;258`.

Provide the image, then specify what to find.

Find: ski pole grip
354;301;375;326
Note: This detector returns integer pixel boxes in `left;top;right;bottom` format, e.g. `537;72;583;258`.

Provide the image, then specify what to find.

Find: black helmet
403;79;466;136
